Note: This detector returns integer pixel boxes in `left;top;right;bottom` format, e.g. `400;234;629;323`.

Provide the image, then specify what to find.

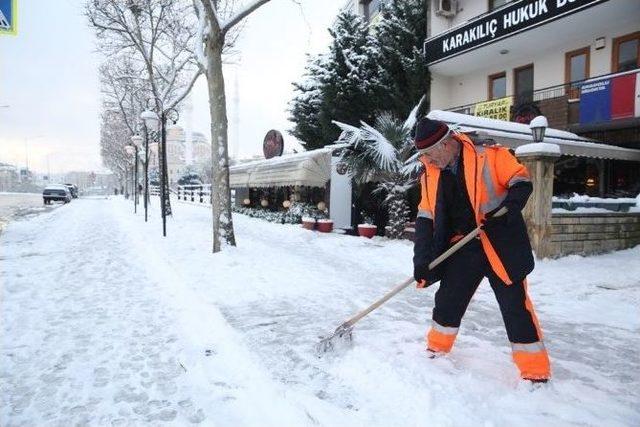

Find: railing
446;69;638;120
176;184;212;205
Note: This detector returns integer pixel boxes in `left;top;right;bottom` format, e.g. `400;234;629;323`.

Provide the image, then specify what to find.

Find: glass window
565;47;589;99
613;32;640;72
514;65;533;104
617;39;639;72
569;53;587;82
489;73;506;99
489;0;509;11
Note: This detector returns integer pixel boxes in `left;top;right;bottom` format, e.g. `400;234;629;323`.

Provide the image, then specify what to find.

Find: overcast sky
0;0;346;174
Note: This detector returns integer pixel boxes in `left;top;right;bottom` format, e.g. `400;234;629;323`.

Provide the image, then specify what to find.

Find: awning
229;145;344;188
427;110;640;162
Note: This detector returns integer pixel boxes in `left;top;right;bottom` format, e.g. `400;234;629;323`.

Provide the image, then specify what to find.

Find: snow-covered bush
232;202;327;225
334;101;423;239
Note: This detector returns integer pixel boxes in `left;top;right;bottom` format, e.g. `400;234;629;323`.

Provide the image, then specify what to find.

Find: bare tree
87;0;203;215
87;0;201;112
193;0;272;253
100;108;133;190
100;58;151;202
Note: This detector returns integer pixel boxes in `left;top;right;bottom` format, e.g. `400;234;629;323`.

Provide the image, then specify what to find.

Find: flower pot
301;217;316;230
358;224;377;238
316;219;333;233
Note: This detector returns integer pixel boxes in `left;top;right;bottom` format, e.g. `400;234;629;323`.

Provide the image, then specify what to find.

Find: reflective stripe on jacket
417;133;534;285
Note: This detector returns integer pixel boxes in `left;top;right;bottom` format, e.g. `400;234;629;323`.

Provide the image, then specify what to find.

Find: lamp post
131;134;143;212
141;109;159;223
125;143;135;202
529;115;548;143
126;136;141;213
160;109;179;232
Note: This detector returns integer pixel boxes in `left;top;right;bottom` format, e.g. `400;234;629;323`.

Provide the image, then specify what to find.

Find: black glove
482;203;513;227
414;263;440;288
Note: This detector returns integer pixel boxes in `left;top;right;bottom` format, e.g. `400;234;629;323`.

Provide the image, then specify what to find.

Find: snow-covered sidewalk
1;197;639;426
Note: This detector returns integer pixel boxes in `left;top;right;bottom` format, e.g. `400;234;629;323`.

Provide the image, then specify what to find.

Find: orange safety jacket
416;133;534;285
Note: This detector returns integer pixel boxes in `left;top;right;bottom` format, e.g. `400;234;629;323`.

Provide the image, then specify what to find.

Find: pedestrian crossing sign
0;0;17;35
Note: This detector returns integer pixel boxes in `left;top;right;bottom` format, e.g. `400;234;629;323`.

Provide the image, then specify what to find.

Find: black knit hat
414;118;450;152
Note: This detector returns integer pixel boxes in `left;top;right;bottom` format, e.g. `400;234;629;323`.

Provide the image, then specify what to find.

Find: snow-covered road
1;197;639;426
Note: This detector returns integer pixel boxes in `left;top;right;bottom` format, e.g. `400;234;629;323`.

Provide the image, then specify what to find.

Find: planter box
301;217;316;230
358;224;377;238
317;219;333;233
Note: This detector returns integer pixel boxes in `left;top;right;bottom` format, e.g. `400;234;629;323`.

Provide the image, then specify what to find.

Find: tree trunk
206;39;236;253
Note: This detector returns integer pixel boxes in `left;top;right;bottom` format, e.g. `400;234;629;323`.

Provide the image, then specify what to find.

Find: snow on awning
427;110;640;162
229;145;344;188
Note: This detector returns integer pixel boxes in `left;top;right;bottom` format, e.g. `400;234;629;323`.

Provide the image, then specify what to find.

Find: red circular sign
263;130;284;159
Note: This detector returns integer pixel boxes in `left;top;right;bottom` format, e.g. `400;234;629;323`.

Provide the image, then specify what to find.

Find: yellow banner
474;97;512;121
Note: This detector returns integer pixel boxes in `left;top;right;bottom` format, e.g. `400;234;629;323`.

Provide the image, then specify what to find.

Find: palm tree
333;99;425;238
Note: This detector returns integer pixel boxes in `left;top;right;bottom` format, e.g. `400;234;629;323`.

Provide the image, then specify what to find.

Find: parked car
43;184;72;204
64;183;79;198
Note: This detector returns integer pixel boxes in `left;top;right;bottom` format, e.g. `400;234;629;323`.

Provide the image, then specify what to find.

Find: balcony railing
445;69;639;129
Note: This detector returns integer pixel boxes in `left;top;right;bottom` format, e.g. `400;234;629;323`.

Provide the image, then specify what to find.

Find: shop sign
580;70;640;125
263;129;284;159
474;97;512;121
423;0;607;65
0;0;16;35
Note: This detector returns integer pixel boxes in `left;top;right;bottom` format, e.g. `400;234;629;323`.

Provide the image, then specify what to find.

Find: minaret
232;69;240;161
184;95;194;165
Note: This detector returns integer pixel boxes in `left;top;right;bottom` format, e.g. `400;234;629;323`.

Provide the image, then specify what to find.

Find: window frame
488;0;509;11
612;31;640;72
488;71;507;100
565;46;590;99
513;63;534;104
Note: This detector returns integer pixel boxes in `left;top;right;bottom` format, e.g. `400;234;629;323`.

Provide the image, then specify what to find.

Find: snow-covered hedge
232;202;327;225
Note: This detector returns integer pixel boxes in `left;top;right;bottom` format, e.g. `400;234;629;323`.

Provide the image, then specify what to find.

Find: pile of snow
553;193;637;204
515;142;561;156
552;207;613;214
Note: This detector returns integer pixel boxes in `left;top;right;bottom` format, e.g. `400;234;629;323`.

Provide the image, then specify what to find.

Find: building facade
424;0;640;197
0;162;18;192
162;126;211;185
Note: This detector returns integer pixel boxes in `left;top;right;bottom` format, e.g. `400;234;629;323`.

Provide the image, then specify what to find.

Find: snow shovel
316;206;508;354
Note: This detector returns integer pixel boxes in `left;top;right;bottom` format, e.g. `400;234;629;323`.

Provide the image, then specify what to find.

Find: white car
43;184;72;204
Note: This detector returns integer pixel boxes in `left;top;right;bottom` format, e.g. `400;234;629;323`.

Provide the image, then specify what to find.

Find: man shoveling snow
412;117;551;384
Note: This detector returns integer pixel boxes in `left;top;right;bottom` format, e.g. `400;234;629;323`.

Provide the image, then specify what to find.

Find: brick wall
549;213;640;257
404;214;640;257
537;95;569;130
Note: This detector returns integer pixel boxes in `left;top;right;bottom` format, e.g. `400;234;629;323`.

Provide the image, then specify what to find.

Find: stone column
515;143;561;259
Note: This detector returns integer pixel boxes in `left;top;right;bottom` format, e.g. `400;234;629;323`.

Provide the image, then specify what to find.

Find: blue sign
580;78;611;125
0;0;16;35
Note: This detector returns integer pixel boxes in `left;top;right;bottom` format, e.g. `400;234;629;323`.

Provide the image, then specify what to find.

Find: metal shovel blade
315;323;353;355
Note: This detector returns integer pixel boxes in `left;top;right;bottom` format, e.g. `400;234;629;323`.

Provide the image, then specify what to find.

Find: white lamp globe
148;141;159;155
131;134;143;147
140;109;160;130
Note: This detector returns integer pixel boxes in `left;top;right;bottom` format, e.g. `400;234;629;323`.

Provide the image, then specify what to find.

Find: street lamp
131;133;143;214
126;140;139;213
141;109;160;130
529;115;548;143
159;108;179;236
140;105;177;237
140;109;159;223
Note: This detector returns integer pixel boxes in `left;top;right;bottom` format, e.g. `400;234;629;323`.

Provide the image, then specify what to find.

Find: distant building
0;162;19;191
63;171;99;191
341;0;387;24
163;126;210;185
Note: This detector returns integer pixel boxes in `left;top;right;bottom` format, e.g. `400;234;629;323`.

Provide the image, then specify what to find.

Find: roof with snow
229;144;346;188
427;110;640;162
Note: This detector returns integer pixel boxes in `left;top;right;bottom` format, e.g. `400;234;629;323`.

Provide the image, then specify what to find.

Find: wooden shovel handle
340;206;508;329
